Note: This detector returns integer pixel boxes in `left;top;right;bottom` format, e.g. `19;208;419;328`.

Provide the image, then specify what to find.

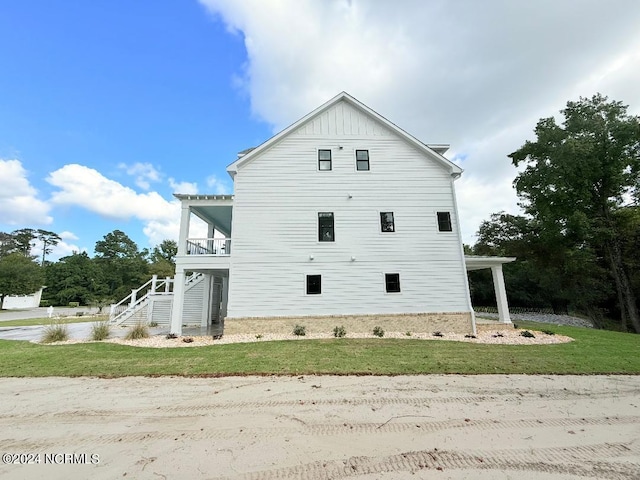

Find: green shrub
68;302;80;308
166;333;178;339
333;325;346;338
520;330;536;338
39;300;51;307
125;323;150;340
432;331;444;337
149;321;158;327
90;321;110;341
255;334;263;339
292;324;306;336
405;331;412;336
373;326;385;337
541;329;555;335
41;321;69;343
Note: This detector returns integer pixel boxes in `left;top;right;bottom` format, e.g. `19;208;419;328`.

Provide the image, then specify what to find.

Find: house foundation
223;312;473;335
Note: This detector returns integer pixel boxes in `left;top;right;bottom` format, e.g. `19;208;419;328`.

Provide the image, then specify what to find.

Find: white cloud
46;240;84;261
143;219;180;246
168;178;199;195
47;164;182;247
47;164;176;222
59;231;79;241
44;231;84;261
206;175;231;195
0;159;52;226
200;0;640;242
118;162;162;190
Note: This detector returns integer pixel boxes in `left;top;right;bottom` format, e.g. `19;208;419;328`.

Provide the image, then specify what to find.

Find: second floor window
380;212;395;232
318;212;335;241
318;149;332;171
356;150;370;171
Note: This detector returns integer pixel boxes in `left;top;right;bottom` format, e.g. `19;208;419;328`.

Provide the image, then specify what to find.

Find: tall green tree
11;228;37;258
94;230;149;299
472;212;609;318
35;229;61;266
0;253;44;308
148;239;177;277
510;94;640;332
44;252;102;306
0;232;18;258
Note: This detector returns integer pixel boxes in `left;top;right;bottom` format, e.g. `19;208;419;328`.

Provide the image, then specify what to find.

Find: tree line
0;229;177;309
467;94;639;333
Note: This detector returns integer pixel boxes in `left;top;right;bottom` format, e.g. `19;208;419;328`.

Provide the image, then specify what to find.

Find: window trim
436;211;453;232
318;212;335;242
318;149;332;172
306;274;322;295
379;211;395;233
384;273;401;294
355;149;370;171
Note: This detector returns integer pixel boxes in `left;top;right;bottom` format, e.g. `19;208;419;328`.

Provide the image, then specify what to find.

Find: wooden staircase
109;273;205;327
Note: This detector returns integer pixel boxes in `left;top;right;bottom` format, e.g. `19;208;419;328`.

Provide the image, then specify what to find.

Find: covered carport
465;256;516;324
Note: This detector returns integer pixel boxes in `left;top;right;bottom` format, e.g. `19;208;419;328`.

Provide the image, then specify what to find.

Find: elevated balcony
174;194;233;272
177;237;232;271
186;238;231;256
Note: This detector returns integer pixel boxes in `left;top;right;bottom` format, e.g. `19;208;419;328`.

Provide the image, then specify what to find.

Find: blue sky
1;0;639;259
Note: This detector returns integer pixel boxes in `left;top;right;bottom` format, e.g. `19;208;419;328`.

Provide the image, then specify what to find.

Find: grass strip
0;322;637;377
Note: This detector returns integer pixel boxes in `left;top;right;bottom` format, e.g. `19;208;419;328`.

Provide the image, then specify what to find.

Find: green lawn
0;316;107;327
0;321;638;377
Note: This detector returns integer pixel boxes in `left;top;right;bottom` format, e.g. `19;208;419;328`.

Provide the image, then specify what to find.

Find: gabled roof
226;91;463;178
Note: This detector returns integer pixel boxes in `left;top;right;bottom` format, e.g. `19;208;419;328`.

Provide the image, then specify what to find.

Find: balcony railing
186;238;231;256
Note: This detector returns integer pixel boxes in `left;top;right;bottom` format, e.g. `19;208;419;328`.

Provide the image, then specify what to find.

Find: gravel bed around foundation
476;312;594;328
51;328;573;348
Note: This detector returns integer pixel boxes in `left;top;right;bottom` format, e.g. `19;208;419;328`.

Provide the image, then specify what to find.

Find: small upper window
385;273;401;293
306;275;321;295
380;212;395;232
437;212;452;232
318;149;332;171
318;212;335;242
356;150;370;171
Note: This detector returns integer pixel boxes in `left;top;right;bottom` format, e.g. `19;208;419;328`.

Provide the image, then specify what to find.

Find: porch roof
464;255;516;271
174;194;234;236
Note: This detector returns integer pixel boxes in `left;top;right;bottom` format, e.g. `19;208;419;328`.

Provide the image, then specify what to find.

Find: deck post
177;203;191;256
129;289;137;309
491;265;512;324
170;268;186;335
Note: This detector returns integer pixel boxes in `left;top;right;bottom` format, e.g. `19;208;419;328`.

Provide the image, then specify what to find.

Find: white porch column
201;274;212;328
177;203;191;256
221;276;229;318
491;265;512;324
170;268;186;335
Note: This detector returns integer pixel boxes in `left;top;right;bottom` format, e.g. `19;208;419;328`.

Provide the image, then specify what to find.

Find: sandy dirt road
1;375;639;479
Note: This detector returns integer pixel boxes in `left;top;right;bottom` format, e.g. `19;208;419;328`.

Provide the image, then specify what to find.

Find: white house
158;92;514;336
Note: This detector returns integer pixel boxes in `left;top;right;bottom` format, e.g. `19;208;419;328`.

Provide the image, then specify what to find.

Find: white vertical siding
294;100;391;137
226;99;469;318
149;297;172;326
183;279;206;324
